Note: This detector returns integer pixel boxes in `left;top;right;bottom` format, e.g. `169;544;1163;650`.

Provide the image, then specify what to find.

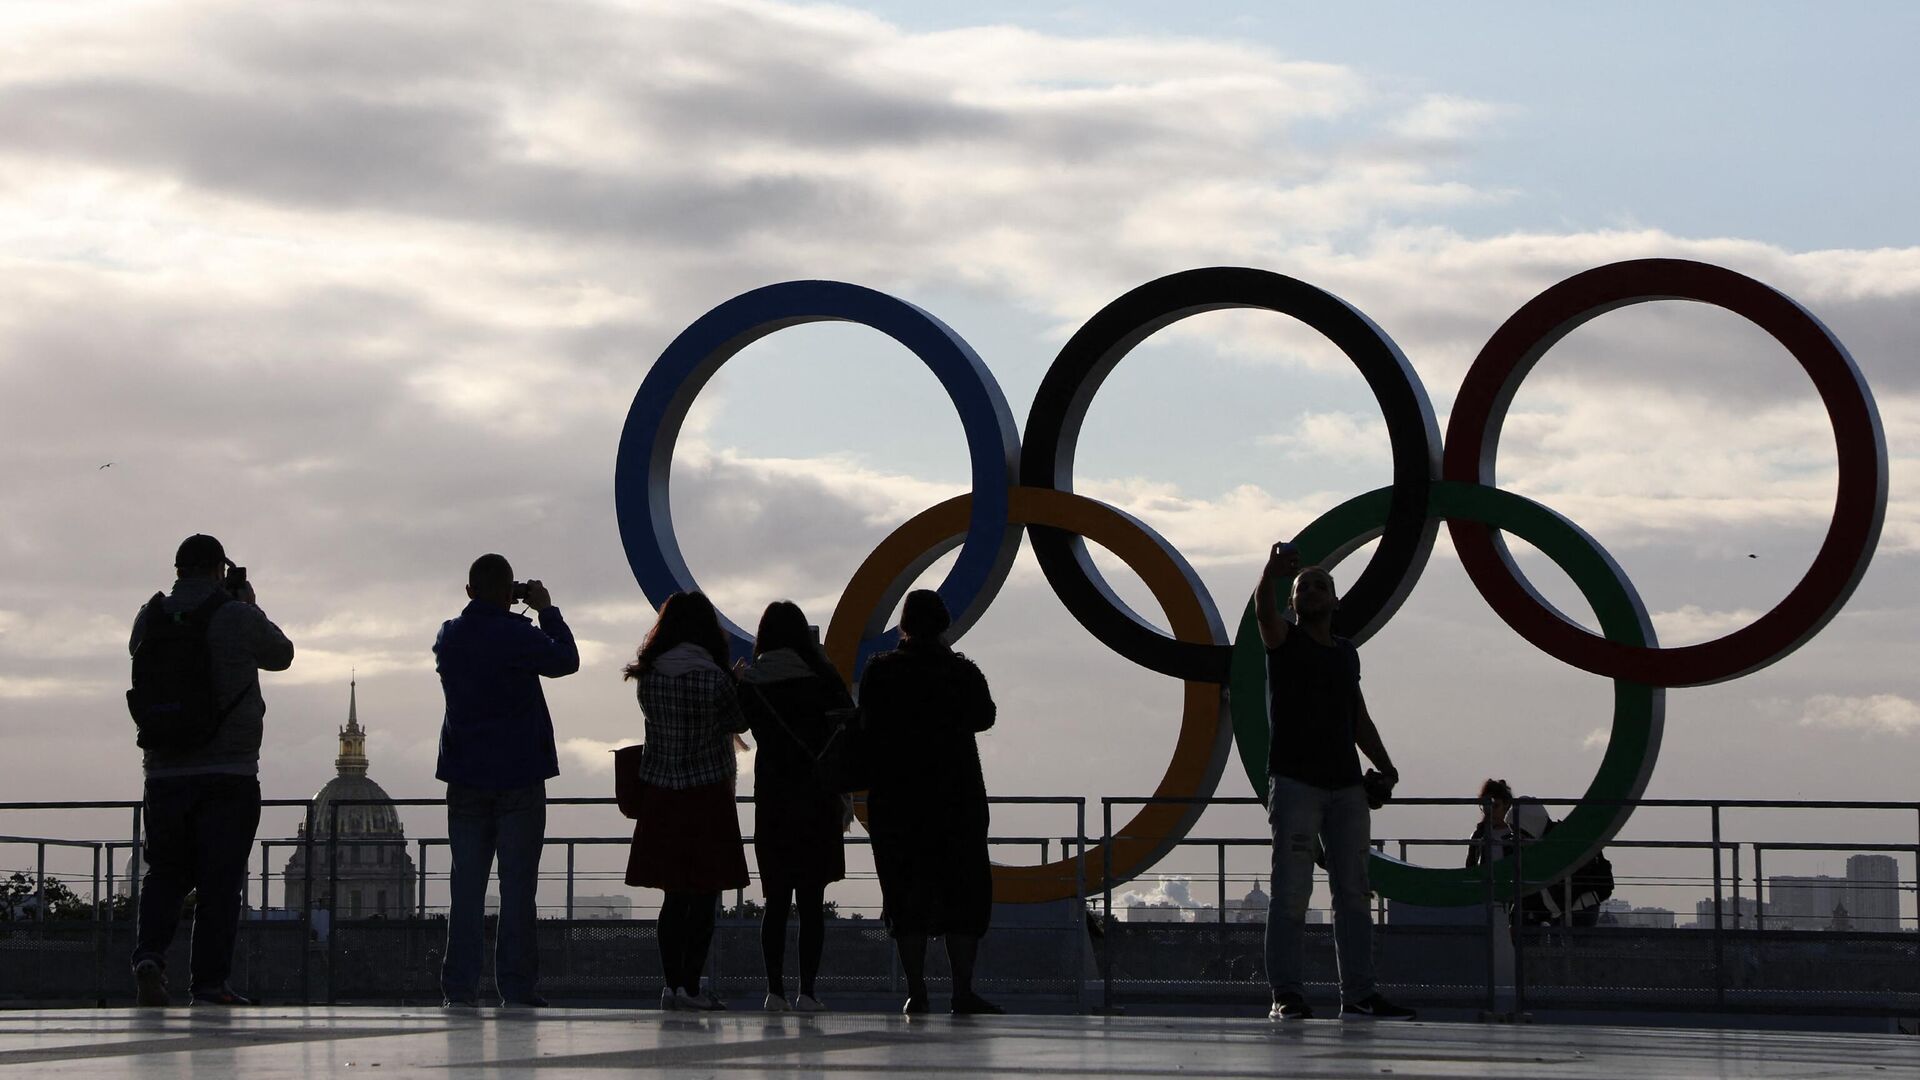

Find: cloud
1387;94;1513;144
1581;727;1609;752
1116;875;1211;917
559;737;625;776
1258;412;1390;459
1649;606;1764;645
1798;694;1920;736
0;675;112;700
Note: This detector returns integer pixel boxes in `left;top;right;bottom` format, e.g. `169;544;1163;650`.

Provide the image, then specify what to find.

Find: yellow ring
825;486;1230;904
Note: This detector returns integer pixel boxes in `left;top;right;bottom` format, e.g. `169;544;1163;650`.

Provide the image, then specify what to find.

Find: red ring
1442;259;1887;687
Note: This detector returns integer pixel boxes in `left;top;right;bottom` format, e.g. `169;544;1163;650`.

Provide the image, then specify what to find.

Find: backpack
126;590;242;751
1573;848;1615;905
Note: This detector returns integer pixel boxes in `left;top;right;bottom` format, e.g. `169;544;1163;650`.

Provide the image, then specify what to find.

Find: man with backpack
126;534;294;1006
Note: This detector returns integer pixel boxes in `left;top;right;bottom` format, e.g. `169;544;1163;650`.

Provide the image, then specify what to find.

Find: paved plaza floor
0;1007;1916;1078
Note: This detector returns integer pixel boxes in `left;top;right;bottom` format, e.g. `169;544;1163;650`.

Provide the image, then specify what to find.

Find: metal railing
4;792;1917;1019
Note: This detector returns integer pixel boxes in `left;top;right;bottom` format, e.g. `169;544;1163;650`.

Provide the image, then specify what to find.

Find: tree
0;872;130;921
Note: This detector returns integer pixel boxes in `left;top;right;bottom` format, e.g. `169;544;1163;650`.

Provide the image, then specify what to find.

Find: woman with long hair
736;600;852;1012
858;589;1000;1015
1465;777;1515;869
622;591;751;1011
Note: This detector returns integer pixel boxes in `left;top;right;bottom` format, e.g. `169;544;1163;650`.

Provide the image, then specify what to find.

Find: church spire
336;673;369;777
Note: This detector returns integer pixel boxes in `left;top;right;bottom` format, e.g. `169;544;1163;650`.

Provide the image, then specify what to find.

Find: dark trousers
442;781;545;1002
133;774;262;990
761;877;827;997
658;891;719;994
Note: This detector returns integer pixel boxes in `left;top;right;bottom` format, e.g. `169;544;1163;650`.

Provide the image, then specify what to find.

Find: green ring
1230;480;1666;906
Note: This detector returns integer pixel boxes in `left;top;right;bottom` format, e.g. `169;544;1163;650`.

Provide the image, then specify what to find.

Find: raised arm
1255;541;1301;650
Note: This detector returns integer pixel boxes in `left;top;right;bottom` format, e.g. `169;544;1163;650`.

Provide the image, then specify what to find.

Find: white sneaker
763;992;791;1012
792;993;829;1013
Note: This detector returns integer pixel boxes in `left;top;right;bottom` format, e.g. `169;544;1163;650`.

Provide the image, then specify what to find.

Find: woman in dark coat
623;591;751;1012
737;600;852;1012
858;589;1000;1015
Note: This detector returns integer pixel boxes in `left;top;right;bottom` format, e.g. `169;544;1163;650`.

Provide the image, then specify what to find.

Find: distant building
1762;858;1901;932
1846;855;1900;932
1225;885;1268;924
571;894;634;920
282;681;416;919
1766;875;1845;930
1599;898;1676;928
1126;901;1186;923
1693;895;1768;929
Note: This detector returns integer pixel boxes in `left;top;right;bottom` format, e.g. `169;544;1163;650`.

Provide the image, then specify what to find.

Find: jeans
1264;775;1376;1002
442;781;546;1002
132;774;262;991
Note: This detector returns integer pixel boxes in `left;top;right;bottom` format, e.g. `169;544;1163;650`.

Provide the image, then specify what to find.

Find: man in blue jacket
434;553;579;1007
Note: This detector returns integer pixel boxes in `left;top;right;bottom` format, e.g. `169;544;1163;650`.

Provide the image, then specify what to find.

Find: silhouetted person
1256;542;1414;1021
127;534;293;1006
1468;778;1608;927
624;591;751;1011
1465;778;1520;871
737;601;852;1012
434;553;578;1007
859;589;1000;1016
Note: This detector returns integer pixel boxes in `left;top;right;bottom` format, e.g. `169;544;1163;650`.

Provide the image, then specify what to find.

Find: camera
511;581;530;603
225;565;248;597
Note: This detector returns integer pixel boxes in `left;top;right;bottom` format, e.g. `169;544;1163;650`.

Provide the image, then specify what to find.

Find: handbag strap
742;681;826;761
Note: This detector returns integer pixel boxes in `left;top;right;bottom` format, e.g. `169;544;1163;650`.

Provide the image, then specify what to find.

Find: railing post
1511;813;1526;1018
1217;843;1227;926
1101;799;1113;1015
1731;844;1742;930
417;840;427;919
300;801;313;1005
1074;800;1089;1015
1753;845;1765;931
1483;823;1496;1020
1710;803;1725;1015
92;841;103;1006
327;800;340;1005
260;840;271;914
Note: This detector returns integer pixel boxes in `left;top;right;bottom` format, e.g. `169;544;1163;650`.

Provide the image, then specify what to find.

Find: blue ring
614;280;1022;666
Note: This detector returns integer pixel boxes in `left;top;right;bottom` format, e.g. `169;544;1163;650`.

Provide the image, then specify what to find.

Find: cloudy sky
3;1;1916;917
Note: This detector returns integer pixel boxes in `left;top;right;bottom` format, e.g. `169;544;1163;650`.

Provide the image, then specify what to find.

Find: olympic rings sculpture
615;261;1886;907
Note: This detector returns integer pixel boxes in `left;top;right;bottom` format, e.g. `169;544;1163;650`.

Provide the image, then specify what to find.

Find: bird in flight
98;463;114;470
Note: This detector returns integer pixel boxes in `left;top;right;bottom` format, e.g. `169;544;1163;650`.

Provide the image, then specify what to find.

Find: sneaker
502;994;549;1008
902;994;930;1016
763;992;791;1012
1341;993;1416;1021
681;990;727;1011
443;997;480;1008
133;959;169;1007
661;987;684;1011
190;985;255;1006
792;993;829;1013
1268;992;1314;1020
950;992;1004;1016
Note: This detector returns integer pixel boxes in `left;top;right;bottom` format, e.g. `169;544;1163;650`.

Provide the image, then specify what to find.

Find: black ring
1020;267;1443;681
